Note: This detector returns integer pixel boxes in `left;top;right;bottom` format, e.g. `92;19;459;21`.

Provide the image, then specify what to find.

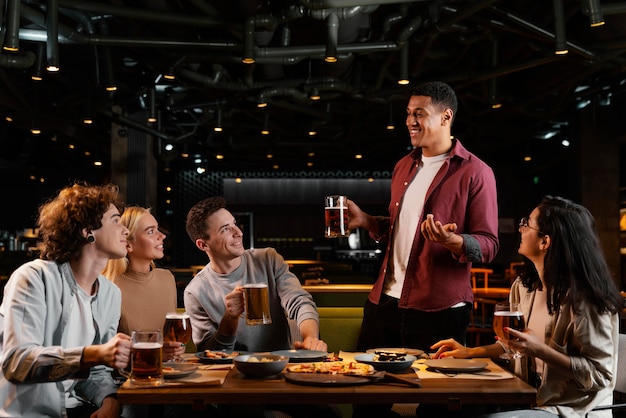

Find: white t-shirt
385;153;448;298
62;286;96;408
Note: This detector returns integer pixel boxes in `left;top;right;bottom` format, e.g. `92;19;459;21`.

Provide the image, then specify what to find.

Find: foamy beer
129;330;163;386
163;312;192;362
325;195;350;238
243;283;272;325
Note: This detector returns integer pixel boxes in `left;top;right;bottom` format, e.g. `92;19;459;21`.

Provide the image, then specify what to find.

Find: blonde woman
103;206;184;362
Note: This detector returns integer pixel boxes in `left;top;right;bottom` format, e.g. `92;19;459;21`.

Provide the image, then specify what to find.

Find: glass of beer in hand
324;195;350;238
163;312;192;362
123;330;164;386
243;283;272;325
493;302;526;360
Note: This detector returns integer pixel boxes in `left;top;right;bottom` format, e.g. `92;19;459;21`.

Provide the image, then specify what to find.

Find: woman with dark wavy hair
0;182;132;418
432;196;623;417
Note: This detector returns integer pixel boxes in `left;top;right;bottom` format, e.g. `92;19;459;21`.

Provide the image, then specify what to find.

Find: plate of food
270;349;328;363
423;359;488;373
354;353;418;372
365;347;425;357
162;363;198;379
195;349;248;364
284;361;378;386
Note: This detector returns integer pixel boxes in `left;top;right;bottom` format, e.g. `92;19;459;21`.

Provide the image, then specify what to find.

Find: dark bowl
233;354;289;378
354;353;418;372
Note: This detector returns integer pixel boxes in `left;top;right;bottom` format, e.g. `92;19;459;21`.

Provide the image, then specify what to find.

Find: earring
87;234;95;243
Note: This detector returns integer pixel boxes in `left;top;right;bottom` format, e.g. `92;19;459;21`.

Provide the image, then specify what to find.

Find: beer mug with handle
119;330;164;386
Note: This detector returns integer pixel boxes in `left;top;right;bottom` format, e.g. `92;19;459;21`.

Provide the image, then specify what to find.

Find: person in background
0;182;131;418
103;206;204;418
431;196;623;417
102;206;184;362
184;196;339;418
347;81;499;417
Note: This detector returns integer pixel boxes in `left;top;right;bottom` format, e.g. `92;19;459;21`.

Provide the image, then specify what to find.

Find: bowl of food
233;354;289;378
354;352;418;372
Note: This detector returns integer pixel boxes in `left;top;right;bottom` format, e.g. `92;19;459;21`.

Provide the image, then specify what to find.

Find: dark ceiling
1;0;626;179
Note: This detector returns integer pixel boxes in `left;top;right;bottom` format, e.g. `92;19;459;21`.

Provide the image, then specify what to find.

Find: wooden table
472;287;510;300
118;360;536;412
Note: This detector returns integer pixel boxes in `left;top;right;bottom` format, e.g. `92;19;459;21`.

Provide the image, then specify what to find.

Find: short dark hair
411;81;458;120
185;196;227;242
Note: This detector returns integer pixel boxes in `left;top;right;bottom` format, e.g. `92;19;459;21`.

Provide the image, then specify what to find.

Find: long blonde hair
102;206;155;280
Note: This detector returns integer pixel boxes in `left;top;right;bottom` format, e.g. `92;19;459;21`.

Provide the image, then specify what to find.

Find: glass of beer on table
493;302;526;360
163;312;192;362
324;195;350;238
120;330;164;386
243;283;272;325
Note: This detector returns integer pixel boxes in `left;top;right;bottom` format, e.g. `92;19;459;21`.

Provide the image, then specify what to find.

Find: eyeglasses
519;217;544;235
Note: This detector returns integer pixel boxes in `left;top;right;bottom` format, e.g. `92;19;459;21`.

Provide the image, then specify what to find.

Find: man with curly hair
0;183;132;418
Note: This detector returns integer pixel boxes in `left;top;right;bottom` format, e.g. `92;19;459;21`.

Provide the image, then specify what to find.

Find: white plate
162;363;198;378
423;359;488;373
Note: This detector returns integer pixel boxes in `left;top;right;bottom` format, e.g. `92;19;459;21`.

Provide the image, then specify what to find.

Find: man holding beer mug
184;196;327;353
0;183;132;418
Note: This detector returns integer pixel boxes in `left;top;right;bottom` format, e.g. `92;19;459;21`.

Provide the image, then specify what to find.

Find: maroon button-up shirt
368;139;499;311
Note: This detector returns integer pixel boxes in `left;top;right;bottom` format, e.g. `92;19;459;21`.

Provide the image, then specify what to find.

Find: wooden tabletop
472;287;510;300
303;284;373;293
117;359;536;412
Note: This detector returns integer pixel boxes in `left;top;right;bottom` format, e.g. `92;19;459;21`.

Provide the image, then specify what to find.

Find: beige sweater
112;268;178;336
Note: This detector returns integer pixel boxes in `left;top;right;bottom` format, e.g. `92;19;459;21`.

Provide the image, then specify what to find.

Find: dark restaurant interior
1;0;626;293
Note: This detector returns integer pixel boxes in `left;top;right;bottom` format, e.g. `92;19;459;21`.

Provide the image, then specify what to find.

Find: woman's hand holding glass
493;302;526;360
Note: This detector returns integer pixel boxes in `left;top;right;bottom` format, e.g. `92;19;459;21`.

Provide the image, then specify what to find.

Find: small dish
270;349;328;363
233;354;289;378
365;347;425;357
354;353;418;372
195;350;248;364
161;363;198;379
423;359;488;373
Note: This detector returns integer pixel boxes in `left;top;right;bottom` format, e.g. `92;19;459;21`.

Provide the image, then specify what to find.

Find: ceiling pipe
57;0;234;28
0;50;36;68
488;6;597;60
100;109;173;140
300;0;425;10
2;0;20;51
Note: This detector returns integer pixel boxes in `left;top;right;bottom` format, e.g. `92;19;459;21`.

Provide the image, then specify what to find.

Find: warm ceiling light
3;0;19;52
214;108;223;132
553;0;569;55
586;0;605;27
30;128;41;135
325;13;338;63
147;88;157;123
215;154;224;160
5;116;13;123
46;65;60;72
83;117;93;125
398;43;410;85
355;153;363;159
309;89;321;101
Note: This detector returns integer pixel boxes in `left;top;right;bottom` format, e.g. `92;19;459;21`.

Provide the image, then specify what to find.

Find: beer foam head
133;341;162;349
166;312;190;319
494;310;524;316
244;283;268;288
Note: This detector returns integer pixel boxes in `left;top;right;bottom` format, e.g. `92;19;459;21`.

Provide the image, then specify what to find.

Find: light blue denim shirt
0;259;121;417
